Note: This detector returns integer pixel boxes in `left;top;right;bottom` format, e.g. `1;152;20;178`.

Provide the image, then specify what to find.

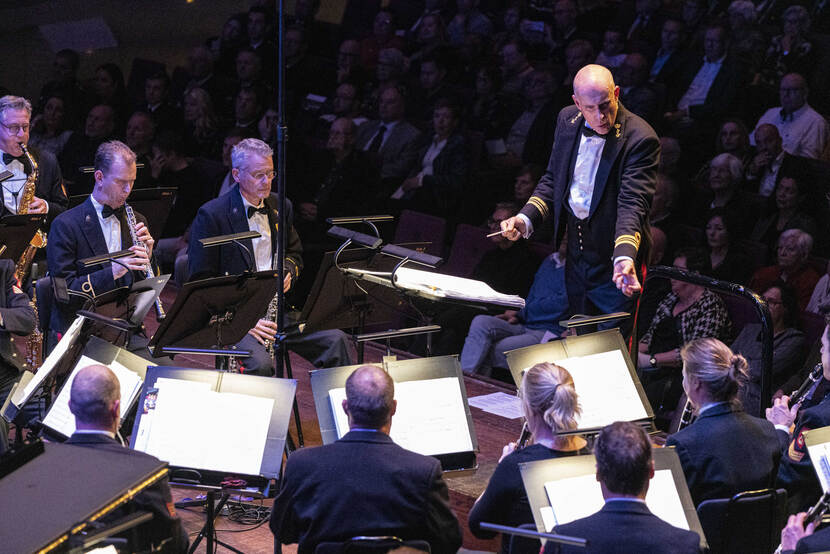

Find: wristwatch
649;355;657;368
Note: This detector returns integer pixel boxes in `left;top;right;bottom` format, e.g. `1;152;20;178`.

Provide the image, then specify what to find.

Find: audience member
447;0;493;46
666;337;780;505
360;10;406;69
499;39;534;97
512;164;543;207
37;48;85;127
714;118;752;167
140;72;182;133
28;94;72;157
750;229;820;312
688;153;753;237
470;362;587;552
595;27;627;72
617;52;662;127
746;123;787;197
270;365;462;554
545;421;700;553
755;6;817;102
124;111;157;189
181;87;221;159
751;175;817;259
649;18;686;84
59;104;116;195
89;63;129;130
704;208;751;285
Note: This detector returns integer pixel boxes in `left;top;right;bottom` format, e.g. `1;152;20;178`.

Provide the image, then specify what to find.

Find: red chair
440;223;497;278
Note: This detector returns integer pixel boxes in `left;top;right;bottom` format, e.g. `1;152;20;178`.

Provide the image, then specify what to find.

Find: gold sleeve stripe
81;275;96;298
614;232;641;250
527;196;549;219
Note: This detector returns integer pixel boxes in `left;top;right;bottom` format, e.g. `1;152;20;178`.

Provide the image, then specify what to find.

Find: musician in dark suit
270;365;462;554
188;138;352;374
501;64;659;324
767;318;830;512
66;363;188;553
666;338;781;506
0;257;37;453
780;510;830;553
545;421;701;554
0;95;68;225
46;141;154;341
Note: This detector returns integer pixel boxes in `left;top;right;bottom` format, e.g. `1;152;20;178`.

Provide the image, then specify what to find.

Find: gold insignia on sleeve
527;196;549;220
614;232;641;251
81;275;95;297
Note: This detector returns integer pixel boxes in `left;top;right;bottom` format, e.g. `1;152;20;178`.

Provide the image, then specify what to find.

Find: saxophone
14;142;46;286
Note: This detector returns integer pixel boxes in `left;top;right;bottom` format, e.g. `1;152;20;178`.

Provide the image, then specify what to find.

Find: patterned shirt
641;289;732;349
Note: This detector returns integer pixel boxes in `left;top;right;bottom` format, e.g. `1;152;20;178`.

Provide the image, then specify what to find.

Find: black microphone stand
274;0;303;450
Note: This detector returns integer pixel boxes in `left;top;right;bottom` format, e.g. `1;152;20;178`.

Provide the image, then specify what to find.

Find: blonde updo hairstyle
520;362;581;434
681;337;748;403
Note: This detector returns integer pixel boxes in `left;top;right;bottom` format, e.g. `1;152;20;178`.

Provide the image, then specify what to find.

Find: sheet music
42;354;143;438
15;316;84;404
807;440;830;492
467;392;524;419
329;377;473;456
138;377;273;476
393;267;526;309
532;350;648;430
543;469;689;530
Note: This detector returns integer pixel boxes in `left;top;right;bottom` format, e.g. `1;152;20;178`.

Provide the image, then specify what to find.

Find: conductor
500;64;659;322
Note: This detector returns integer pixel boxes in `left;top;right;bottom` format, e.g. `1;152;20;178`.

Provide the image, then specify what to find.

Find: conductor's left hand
613;258;641;297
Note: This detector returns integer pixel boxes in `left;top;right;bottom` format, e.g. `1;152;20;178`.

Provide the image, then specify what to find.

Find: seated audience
649;17;686;84
754;6;817;103
66;364;188;552
512;164;543;207
59;104;116;195
746;123;787;197
734;282;807;415
667;338;781;505
807;261;830;315
124;111;157;189
704;208;752;285
714;118;752;168
687;153;753;237
28;94;72;157
181;87;221;159
617;53;662;128
499;39;534;98
750;229;820;312
594;27;627;72
469;362;587;552
546;421;701;553
270;365;462;553
139;72;182;133
751;175;816;259
447;0;493;46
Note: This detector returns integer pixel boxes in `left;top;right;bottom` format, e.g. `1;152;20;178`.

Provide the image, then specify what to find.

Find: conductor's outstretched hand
499;216;527;241
613;258;642;297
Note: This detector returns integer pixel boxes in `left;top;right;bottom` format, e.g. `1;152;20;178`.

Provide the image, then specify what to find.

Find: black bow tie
247;205;268;218
2;152;24;165
581;125;606;138
101;205;125;219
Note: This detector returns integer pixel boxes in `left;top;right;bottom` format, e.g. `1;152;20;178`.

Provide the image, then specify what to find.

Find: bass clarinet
774;491;830;554
789;363;824;409
124;204;165;320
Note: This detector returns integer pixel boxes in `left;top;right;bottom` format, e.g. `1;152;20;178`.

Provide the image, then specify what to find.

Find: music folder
309;355;479;471
519;447;707;550
804;425;830;492
505;329;654;435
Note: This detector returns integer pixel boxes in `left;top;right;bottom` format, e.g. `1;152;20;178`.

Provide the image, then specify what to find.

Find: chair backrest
393;210;447;257
315;536;430;554
696;488;788;554
441;223;497;278
801;310;826;345
719;293;759;332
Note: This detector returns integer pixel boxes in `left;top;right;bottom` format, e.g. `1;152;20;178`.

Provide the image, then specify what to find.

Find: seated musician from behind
666;338;781;506
767;313;830;512
468;362;587;553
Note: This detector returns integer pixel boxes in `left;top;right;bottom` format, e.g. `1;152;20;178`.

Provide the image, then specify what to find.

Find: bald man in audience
66;364;188;553
270;365;462;553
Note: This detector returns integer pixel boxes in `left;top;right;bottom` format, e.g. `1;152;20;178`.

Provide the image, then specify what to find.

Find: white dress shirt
568;131;606;219
0;152;28;214
240;192;272;271
754;103;829;159
89;194;123;253
678;55;725;111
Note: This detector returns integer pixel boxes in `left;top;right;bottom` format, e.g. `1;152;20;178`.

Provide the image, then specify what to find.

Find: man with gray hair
66;364;188;552
750;228;820;311
188;137;352;373
47;140;156;337
0;95;67;222
270;365;462;553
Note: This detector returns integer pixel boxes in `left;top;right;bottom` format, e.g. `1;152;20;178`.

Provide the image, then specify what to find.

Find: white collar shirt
240;191;272;271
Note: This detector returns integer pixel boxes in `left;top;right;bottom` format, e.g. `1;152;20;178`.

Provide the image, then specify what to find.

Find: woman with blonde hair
182;87;220;158
469;362;587;553
666;338;780;506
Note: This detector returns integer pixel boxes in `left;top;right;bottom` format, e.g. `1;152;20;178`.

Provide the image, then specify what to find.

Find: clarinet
789;363;825;409
517;422;532;449
774;491;830;554
676;399;696;432
124;204;166;320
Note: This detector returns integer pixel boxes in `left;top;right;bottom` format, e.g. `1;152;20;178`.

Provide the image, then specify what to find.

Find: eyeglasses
247;169;276;181
0;121;29;134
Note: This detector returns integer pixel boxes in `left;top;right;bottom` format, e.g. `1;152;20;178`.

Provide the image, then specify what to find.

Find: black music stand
148;271;279;358
0;441;168;554
310;355;479;471
0;214;45;262
504;329;654;435
123;187;176;239
519;447;708;551
130;366;296;554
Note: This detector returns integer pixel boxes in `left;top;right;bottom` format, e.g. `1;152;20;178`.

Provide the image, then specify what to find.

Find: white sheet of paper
42;354;143;438
538;350;648;430
543;469;689;530
139;378;273;475
539;506;556;532
18;316;84;402
467;392;524;419
393;267;525;309
329;377;473;456
807;441;830;492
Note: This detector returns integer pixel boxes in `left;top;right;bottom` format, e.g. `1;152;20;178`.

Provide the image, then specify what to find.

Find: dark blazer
46;197;150;334
404;132;468;218
355;119;422;180
790;525;830;553
65;432;188;553
665;402;781;506
0;146;68;226
187;184;303;281
519;103;659;264
0;259;36;369
270;430;462;554
670;54;744;124
520;100;559;167
546;500;701;553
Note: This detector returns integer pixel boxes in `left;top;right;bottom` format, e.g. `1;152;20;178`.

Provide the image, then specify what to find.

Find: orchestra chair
314;536;430;553
392;210;447;257
440;223;497;279
695;488;787;554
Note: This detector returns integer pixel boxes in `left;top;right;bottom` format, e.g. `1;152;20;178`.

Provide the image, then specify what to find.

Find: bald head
69;364;121;431
572;64;620;135
343;365;396;430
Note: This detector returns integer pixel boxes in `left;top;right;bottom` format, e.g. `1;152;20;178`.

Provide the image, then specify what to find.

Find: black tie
367;125;387;153
581;125;605;138
247;205;268;218
101;205;126;219
2;152;30;174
